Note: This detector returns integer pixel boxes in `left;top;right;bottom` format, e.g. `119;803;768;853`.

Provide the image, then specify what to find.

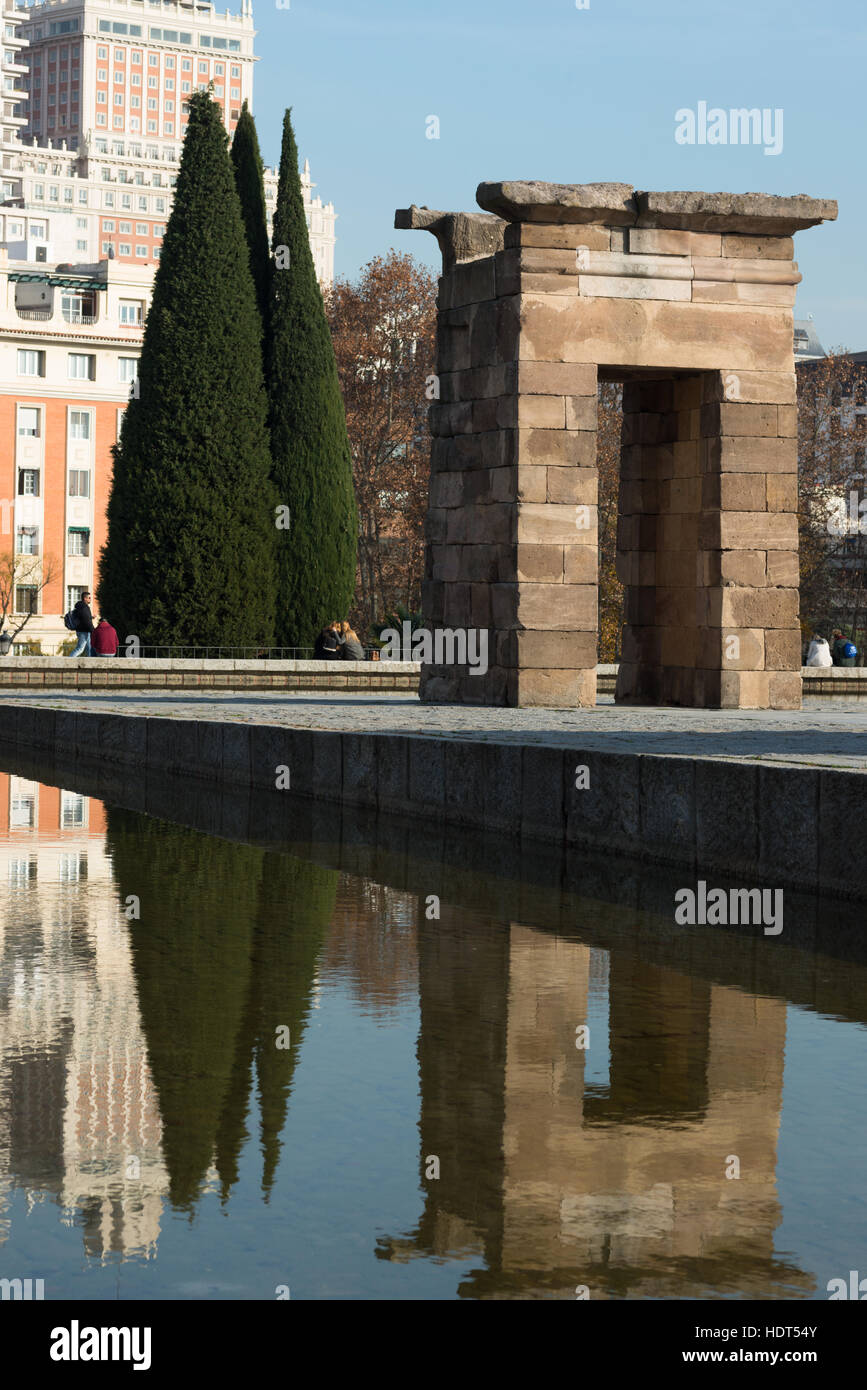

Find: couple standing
314;620;364;661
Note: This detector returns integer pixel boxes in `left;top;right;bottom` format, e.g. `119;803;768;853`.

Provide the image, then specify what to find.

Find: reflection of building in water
380;909;813;1299
0;774;168;1259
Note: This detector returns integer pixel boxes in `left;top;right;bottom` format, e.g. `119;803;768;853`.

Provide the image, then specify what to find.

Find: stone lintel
635;190;838;235
476;180;637;225
394;204;505;269
471;183;837;237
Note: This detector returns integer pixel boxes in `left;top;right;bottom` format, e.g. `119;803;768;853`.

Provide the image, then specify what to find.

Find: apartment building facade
1;0;337;651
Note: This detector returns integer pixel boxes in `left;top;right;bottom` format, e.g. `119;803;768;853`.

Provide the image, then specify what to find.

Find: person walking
338;622;365;661
66;591;95;657
91;616;119;656
831;629;857;667
805;633;833;668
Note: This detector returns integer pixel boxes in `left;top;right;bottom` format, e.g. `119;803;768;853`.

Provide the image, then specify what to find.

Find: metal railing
15;307;52;320
133;645;382;661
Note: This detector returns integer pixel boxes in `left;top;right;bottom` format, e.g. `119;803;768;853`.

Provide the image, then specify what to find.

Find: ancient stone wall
398;184;835;709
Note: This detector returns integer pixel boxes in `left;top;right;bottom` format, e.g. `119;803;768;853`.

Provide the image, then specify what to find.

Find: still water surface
0;768;865;1300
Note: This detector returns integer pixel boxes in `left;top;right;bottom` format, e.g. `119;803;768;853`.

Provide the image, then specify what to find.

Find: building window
17;406;41;437
164;99;173;112
15;587;38;617
118;242;131;255
17;350;45;377
16;526;39;555
103;191;114;206
97;90;107;103
68;352;96;380
98;45;108;58
164;121;173;133
135;246;148;258
114;91;123;105
68;527;90;557
18;470;40;497
67;584;88;610
182;58;191;71
101;241;112;254
118;357;138;384
68;469;91;497
132;50;142;63
119;221;132;233
61;791;86;829
104;219;115;231
135;222;148;235
149;53;159;66
70;409;91;440
119;298;143;325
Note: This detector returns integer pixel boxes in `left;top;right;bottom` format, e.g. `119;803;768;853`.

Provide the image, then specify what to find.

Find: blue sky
251;0;865;349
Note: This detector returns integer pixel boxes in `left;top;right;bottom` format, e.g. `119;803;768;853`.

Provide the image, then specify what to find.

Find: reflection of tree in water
319;879;418;1017
106;811;337;1210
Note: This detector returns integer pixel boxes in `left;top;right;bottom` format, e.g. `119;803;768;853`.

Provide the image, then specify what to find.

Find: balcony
16;306;51;320
62;309;97;324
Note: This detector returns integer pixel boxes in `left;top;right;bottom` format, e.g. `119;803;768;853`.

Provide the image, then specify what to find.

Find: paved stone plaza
0;691;864;770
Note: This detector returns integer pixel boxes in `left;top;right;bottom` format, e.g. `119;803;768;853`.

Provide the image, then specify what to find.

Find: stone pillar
421;222;600;707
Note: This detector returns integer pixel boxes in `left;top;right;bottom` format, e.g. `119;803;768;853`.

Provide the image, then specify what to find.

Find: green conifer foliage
230;100;272;332
267;109;357;649
97;91;276;647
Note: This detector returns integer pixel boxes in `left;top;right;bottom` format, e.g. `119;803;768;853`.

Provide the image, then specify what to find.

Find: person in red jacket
91;617;119;656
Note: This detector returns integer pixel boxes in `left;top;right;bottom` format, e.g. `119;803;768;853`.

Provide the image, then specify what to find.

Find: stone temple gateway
397;182;837;709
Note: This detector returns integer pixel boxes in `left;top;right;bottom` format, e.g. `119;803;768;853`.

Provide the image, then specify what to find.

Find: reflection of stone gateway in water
379;909;815;1300
398;183;837;709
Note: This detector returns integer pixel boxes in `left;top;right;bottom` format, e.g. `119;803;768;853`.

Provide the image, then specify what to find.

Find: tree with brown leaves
325;251;437;637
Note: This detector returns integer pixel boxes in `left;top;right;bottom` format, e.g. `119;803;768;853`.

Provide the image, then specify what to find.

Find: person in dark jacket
91;617;119;656
831;629;857;667
338;622;365;661
66;592;95;657
314;622;342;659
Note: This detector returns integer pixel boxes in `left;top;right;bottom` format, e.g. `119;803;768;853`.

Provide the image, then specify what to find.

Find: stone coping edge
0;703;863;901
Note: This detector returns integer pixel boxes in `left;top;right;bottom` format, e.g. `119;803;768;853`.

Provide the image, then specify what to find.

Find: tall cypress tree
268;109;357;649
230;100;271;332
98;91;276;647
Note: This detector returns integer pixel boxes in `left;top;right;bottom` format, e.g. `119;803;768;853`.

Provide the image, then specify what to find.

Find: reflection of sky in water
0;773;865;1300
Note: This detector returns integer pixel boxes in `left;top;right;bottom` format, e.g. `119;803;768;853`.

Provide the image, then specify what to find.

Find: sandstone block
768;671;802;709
721;234;795;260
673;376;703;411
516;394;566;428
566;394;597;430
766;550;800;586
704;369;797;405
517;502;598;545
692;280;797;307
517;361;596;395
493;582;597;631
519;295;794;373
628;227;722;257
579;275;692;301
515;464;548;502
766;474;798;511
702;472;766;511
515;543;565;583
709;511;798;550
519;427;596;467
504;223;611;251
701;401;778;437
720;669;770;709
510;667;597;708
505;629;598;669
698;627;764;670
764;628;802;670
720;586;799;628
776;404;798;437
563;543;598;584
546;466;597;504
706;435;797;474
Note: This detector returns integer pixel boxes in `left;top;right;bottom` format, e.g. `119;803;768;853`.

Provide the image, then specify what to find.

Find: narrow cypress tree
98;91;276;647
230;100;271;331
267;108;357;649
